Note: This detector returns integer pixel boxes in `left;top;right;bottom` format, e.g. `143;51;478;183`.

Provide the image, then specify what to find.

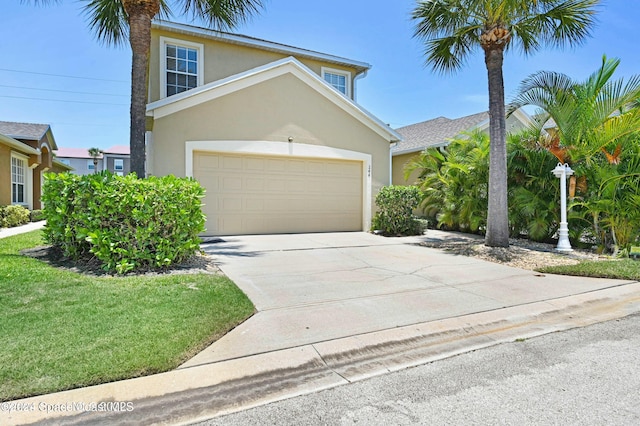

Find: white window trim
10;152;32;209
87;159;96;171
321;66;352;98
160;36;204;99
114;158;124;171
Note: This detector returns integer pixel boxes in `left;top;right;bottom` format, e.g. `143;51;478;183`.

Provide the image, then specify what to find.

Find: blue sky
1;0;638;150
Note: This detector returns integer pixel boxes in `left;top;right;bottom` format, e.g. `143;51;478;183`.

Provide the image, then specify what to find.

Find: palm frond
181;0;264;30
82;0;129;47
522;0;600;49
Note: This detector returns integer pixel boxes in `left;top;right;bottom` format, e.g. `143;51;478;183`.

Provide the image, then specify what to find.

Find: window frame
160;36;204;99
321;67;352;98
10;153;27;206
87;159;95;171
114;158;124;171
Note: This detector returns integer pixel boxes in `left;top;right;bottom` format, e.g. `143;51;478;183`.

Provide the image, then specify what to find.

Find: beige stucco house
392;110;533;185
0;121;72;211
145;21;401;236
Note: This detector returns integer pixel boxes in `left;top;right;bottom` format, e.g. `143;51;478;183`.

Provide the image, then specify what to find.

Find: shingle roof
393;111;489;155
0;121;50;141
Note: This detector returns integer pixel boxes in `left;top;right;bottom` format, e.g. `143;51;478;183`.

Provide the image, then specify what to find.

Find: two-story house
55;145;131;176
0;121;72;211
145;20;401;236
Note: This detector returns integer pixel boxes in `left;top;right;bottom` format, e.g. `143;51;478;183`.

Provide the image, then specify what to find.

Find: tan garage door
193;151;363;235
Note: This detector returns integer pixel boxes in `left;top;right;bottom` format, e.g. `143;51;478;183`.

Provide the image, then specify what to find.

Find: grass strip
538;259;640;280
0;231;254;401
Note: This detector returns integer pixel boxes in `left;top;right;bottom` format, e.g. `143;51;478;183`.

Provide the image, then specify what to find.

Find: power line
0;84;128;97
0;95;128;106
0;68;128;83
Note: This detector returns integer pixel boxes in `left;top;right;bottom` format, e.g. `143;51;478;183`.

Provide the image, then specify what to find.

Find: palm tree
509;56;640;166
88;147;102;173
412;0;599;247
24;0;264;178
509;57;640;252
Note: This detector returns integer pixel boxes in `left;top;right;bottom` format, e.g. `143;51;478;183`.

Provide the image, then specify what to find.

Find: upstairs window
160;37;204;98
11;156;25;204
321;67;352;97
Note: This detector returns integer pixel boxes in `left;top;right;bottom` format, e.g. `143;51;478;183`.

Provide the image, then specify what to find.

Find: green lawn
538;258;640;280
0;231;254;402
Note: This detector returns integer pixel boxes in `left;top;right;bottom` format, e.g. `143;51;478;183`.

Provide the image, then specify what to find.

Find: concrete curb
6;281;640;426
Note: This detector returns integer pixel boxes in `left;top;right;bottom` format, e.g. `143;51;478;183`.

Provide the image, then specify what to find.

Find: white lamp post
552;162;574;252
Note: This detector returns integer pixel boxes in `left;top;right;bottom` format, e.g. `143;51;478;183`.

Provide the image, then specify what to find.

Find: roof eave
0;133;40;155
152;20;371;74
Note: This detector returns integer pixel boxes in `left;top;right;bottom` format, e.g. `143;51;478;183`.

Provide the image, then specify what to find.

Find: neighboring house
392;110;533;185
145;20;401;236
0;121;72;210
55;145;130;176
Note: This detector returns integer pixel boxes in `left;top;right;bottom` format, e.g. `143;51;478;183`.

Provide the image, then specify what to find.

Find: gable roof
393;111;489;155
0;121;50;141
147;56;402;142
152;20;371;75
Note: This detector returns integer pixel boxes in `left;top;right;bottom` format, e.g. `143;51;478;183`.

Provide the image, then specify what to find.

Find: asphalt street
198;313;640;425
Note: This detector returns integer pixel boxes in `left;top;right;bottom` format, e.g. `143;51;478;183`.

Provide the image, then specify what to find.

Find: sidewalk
4;230;640;425
0;221;45;239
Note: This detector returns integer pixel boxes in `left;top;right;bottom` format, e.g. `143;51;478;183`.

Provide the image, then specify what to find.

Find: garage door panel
266;159;286;172
245;178;265;191
221;197;242;211
265;179;287;192
194;151;363;235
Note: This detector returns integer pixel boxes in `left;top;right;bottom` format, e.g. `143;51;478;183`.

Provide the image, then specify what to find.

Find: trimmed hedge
30;209;44;222
0;205;31;228
372;185;425;236
42;172;206;274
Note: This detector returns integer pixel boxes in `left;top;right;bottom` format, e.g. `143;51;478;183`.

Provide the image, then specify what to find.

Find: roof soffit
152;20;371;74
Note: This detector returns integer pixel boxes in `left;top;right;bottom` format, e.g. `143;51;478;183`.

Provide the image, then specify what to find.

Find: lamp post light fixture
552;162;574;252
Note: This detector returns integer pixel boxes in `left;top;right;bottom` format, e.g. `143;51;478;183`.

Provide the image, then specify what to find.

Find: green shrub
0;205;31;228
42;172;206;274
372;185;424;236
30;209;44;222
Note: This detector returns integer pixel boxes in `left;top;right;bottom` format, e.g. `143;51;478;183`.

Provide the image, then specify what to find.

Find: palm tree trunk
126;4;156;179
484;46;509;247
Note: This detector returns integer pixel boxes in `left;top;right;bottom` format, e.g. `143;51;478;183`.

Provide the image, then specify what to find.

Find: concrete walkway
0;220;45;239
5;231;640;425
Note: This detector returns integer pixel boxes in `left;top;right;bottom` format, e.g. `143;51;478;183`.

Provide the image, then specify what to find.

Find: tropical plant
509;56;640;252
506;130;560;241
24;0;265;178
412;0;600;247
406;130;490;233
88;147;102;173
571;140;640;254
509;56;640;167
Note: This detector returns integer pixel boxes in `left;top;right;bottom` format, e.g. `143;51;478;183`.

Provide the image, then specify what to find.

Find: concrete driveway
11;230;640;426
183;231;630;368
